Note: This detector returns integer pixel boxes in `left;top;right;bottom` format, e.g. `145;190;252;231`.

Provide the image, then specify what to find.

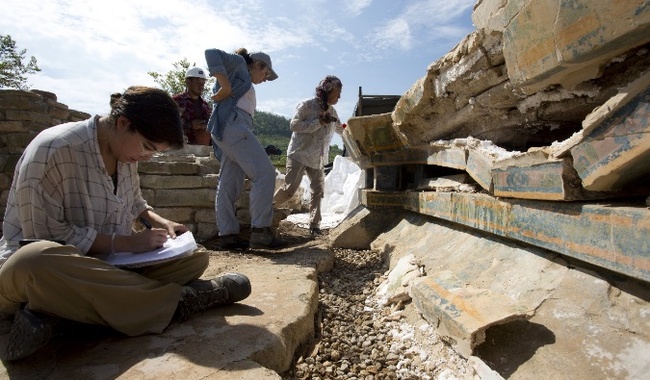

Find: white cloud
373;19;413;51
366;0;475;54
345;0;373;17
1;0;475;124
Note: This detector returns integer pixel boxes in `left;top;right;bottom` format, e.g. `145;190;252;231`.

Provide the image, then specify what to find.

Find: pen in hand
139;217;153;229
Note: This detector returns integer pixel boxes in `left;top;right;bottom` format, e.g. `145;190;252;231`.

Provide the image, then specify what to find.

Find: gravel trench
281;246;472;380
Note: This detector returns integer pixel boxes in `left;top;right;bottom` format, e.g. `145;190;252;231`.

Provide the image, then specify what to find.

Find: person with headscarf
273;75;344;236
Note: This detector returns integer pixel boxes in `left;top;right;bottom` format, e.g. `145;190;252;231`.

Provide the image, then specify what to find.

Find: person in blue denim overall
205;47;286;250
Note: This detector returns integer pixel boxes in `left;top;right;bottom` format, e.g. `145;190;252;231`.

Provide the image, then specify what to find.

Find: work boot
309;227;323;237
214;273;252;304
1;309;59;361
174;273;251;322
217;234;249;251
249;227;287;249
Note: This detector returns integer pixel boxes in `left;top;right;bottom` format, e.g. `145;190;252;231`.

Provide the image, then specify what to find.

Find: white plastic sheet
285;155;364;229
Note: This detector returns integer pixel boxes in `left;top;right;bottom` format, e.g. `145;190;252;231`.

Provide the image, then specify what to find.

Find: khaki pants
274;158;325;228
0;240;208;336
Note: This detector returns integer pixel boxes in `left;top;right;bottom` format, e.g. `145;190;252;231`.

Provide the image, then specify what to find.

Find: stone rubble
282;247;472;380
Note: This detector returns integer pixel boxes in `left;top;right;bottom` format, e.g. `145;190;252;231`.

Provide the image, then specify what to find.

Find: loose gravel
281;247;472;380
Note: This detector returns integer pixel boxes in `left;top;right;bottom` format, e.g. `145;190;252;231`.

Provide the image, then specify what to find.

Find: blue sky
1;0;476;147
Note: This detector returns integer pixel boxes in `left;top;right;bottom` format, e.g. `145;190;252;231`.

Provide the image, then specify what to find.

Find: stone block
475;80;523;109
0;90;43;110
393;190;650;282
508;201;650;281
492;157;575;200
198;160;220;176
426;143;468;169
237;208;251;226
195;209;216;223
153;207;195;223
140;174;215;190
0;121;25;133
472;0;526;34
0;132;36;153
4;109;52;124
138;161;199;175
0;173;9;190
570;79;650;191
155;188;215;208
368;142;468;170
196;223;218;241
466;150;494;192
449;193;514;236
504;0;650;92
69;110;91;120
141;189;155;204
411;277;529;358
361;190;405;209
50;104;70;120
347;112;408;155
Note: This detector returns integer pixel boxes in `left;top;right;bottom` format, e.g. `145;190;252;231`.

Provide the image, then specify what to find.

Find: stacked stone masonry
336;0;650;368
342;1;650;280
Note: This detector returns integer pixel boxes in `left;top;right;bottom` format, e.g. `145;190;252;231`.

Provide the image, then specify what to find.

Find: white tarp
285;155;364;229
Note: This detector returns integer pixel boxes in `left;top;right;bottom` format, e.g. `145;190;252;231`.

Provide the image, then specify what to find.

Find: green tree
148;58;215;100
0;35;41;90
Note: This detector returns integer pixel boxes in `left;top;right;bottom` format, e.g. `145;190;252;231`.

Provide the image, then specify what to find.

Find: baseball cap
185;67;208;79
249;52;278;81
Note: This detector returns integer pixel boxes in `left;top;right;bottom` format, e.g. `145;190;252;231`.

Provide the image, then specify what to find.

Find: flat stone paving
0;227;334;380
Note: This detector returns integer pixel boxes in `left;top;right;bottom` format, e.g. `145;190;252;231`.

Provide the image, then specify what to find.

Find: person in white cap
172;67;212;145
204;47;285;250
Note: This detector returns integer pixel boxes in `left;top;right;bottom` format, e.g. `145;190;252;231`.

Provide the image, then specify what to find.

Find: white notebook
105;231;198;268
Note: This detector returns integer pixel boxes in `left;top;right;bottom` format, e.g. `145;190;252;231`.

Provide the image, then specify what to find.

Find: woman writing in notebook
0;86;251;361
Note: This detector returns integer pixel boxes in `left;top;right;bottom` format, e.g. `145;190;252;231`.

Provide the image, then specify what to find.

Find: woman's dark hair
315;75;342;111
109;86;184;149
235;47;266;70
235;48;254;66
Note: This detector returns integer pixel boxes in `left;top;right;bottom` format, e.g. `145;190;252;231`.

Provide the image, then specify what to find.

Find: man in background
173;67;212;145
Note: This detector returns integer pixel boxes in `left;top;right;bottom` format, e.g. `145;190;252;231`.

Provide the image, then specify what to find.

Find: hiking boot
309;227;323;237
249;227;287;249
1;309;59;361
217;234;249;251
175;273;251;322
214;273;252;304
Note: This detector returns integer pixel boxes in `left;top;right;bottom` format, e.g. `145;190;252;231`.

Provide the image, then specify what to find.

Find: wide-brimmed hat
249;51;278;81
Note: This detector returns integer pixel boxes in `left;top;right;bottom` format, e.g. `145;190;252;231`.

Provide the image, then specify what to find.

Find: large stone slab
570;79;650;191
0;245;334;379
370;210;650;379
366;190;650;282
502;0;650;93
345;112;408;156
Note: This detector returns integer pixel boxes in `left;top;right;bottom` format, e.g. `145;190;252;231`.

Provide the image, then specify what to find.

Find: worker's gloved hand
264;145;283;156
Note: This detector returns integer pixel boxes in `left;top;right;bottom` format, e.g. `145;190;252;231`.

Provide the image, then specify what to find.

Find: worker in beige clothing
0;86;251;361
274;75;344;236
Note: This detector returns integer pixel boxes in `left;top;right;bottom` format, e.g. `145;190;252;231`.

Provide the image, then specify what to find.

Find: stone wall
0;89;90;235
